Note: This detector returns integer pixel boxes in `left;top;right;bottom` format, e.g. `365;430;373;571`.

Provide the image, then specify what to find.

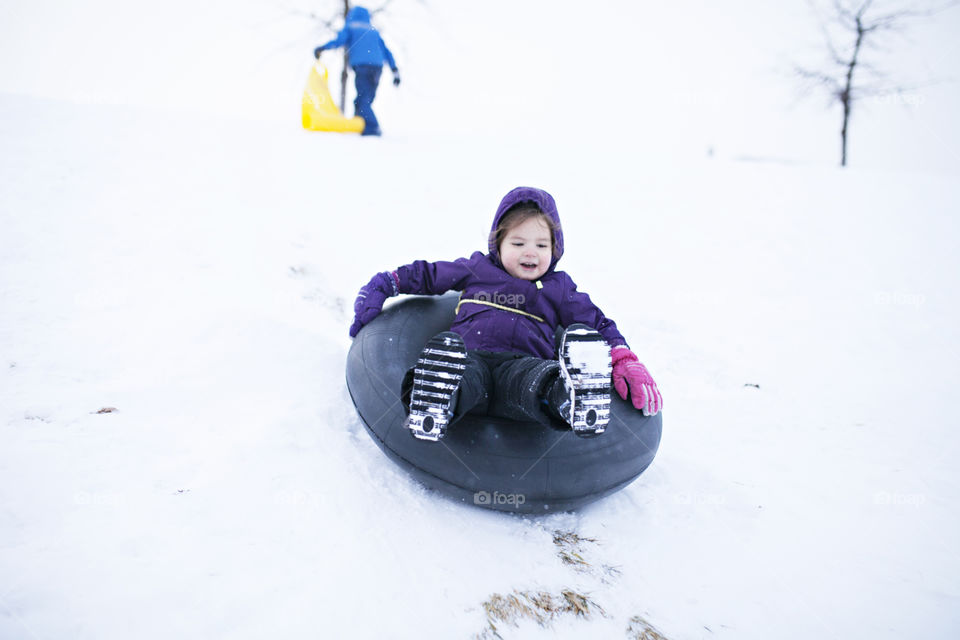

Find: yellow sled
301;61;365;133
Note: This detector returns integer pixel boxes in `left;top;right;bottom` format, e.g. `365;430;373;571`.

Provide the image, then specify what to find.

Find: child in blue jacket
350;187;662;441
314;6;399;136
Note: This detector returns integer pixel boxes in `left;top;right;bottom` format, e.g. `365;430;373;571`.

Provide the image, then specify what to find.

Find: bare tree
795;0;958;166
272;2;348;110
337;0;350;113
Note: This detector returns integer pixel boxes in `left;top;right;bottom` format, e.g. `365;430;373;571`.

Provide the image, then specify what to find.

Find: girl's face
499;216;552;281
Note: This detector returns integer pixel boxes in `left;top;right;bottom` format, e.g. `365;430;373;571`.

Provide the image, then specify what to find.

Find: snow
2;1;960;638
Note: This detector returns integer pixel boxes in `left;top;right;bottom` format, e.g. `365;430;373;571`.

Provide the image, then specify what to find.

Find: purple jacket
394;187;627;360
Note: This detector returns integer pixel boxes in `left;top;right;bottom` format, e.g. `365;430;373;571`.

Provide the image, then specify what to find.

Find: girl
349;187;662;441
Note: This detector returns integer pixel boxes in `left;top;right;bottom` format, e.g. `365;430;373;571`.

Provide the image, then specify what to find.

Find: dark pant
404;350;564;427
352;65;382;135
460;351;561;424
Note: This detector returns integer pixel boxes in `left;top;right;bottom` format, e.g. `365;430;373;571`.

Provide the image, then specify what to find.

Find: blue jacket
319;7;397;70
395;187;628;359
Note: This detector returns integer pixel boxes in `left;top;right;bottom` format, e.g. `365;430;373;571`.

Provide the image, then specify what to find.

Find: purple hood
391;186;626;358
488;187;565;273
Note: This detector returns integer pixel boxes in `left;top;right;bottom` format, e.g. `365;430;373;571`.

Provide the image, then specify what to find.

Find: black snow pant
403;350;566;427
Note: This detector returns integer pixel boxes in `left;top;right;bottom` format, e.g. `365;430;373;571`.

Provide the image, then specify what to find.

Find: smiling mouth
521;262;537;268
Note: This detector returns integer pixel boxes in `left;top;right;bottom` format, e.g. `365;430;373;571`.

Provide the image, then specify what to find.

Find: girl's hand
349;271;399;337
611;347;662;416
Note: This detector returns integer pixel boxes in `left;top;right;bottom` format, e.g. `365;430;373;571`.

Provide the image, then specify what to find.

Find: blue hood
347;6;371;24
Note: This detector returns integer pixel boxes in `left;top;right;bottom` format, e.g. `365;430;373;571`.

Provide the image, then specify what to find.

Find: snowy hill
2;1;959;639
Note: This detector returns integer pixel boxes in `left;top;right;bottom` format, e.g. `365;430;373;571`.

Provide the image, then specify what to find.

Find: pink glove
612;347;662;416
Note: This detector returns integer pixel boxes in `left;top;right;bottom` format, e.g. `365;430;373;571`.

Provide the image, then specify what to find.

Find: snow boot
403;332;467;441
556;324;612;437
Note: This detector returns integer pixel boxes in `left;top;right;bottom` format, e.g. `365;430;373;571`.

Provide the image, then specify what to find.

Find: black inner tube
345;293;662;514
